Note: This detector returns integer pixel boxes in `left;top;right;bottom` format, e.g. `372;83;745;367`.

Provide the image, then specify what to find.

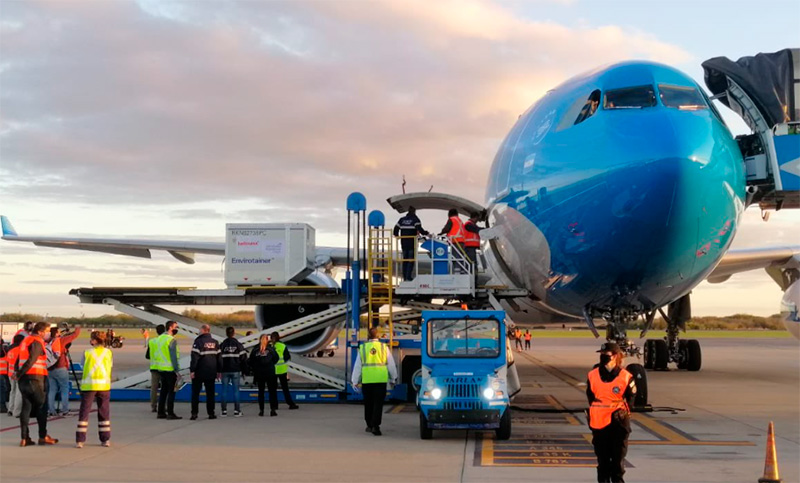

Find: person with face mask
586;342;636;483
154;321;182;420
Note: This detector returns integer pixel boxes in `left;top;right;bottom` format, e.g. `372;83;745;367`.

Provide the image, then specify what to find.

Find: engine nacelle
254;271;342;354
780;280;800;340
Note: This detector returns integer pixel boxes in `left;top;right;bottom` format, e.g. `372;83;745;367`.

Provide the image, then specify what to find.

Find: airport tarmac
1;336;797;483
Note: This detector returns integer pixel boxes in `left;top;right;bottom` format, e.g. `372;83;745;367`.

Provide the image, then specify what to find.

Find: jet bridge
703;48;800;211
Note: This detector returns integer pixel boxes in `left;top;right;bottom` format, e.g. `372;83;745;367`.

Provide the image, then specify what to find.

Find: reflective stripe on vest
80;347;113;391
6;347;19;377
447;216;465;244
587;367;632;430
18;336;48;376
0;355;7;375
151;334;175;371
147;337;160;370
274;342;288;375
463;220;480;247
359;341;389;384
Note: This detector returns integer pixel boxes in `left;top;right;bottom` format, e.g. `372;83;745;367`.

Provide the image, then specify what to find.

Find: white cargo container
225;223;315;287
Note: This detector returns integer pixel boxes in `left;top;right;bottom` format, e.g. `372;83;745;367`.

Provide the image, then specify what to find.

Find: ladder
367;226;394;346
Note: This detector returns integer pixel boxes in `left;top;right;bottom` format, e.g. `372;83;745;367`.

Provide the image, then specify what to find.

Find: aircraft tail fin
1;216;18;237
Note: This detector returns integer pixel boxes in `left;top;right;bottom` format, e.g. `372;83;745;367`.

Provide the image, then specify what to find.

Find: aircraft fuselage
485;61;745;320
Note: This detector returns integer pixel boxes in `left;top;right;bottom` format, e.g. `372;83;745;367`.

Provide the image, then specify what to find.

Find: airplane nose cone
553;115;745;311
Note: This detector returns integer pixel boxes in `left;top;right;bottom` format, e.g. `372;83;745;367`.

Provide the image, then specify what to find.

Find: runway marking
476;431;633;468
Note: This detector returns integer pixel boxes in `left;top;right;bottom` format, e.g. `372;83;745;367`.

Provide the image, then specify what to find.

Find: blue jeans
0;374;8;410
220;373;240;411
48;367;70;414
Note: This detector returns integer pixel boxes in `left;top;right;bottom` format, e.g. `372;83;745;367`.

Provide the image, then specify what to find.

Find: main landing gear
641;294;702;372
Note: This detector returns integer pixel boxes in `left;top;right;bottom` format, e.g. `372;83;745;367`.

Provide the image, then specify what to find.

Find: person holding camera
75;331;113;448
47;325;81;416
586;342;637;483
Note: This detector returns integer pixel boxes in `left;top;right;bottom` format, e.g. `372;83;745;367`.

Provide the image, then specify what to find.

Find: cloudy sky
1;0;798;318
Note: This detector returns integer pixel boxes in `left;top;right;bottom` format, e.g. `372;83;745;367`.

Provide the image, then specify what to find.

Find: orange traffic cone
758;421;781;483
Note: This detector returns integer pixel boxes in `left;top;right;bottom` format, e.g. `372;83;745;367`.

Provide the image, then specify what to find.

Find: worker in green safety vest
75;331;113;448
154;321;182;420
269;332;299;411
351;327;398;436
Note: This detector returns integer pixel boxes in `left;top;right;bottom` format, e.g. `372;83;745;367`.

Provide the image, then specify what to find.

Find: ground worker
439;208;465;272
75;331;113;448
154;321;182;420
524;329;532;351
249;334;278;416
270;332;299;411
219;326;247;417
144;324;166;413
47;325;81;416
393;206;429;281
5;334;25;417
14;321;33;339
586;342;636;483
351;327;398;436
14;322;59;446
0;337;8;413
463;212;483;273
190;324;221;420
514;327;523;352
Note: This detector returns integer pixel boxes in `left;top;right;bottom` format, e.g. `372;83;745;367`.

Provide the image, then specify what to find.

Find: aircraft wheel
316;350;324;358
653;340;668;370
676;340;688;370
495;407;512;441
626;363;648;408
420;412;433;440
643;340;655;369
686;340;702;372
328;351;335;357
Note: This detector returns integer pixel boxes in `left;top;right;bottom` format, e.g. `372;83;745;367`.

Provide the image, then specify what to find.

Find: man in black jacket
219;327;247;417
190;325;221;420
393;206;429;281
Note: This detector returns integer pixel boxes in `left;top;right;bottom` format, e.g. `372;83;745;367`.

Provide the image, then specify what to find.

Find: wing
707;246;800;286
1;215;352;267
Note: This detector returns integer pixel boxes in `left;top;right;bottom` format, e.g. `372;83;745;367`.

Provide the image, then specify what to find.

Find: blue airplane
2;54;799;387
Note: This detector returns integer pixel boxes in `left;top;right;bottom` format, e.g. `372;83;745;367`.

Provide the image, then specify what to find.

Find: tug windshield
428;318;500;358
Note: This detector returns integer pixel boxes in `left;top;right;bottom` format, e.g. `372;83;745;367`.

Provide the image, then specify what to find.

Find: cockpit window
658;84;707;111
604;85;656;109
574;89;601;125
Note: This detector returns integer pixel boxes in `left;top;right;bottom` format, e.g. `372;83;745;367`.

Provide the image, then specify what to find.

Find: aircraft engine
780;280;800;340
254;271;341;354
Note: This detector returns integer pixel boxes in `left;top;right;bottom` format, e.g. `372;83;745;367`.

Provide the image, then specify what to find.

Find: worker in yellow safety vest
144;324;166;413
586;342;636;483
76;331;113;448
153;321;182;420
270;332;299;412
351;328;398;436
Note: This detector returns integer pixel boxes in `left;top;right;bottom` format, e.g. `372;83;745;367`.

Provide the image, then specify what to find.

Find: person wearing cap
586;342;636;483
393;206;429;281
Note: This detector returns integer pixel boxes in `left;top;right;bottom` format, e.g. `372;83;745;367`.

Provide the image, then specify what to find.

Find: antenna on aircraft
402;175;406;194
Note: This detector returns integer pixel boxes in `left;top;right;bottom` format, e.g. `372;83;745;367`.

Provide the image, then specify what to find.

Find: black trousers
591;422;629;483
256;376;278;412
19;377;48;440
191;377;216;416
401;246;415;281
525;339;531;350
276;373;295;406
157;371;177;416
362;382;387;429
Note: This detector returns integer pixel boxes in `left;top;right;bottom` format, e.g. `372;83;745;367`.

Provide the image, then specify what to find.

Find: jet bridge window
658;84;707;111
604;85;656;109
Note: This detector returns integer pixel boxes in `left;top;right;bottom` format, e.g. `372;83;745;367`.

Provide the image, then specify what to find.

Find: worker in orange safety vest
586;342;636;483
